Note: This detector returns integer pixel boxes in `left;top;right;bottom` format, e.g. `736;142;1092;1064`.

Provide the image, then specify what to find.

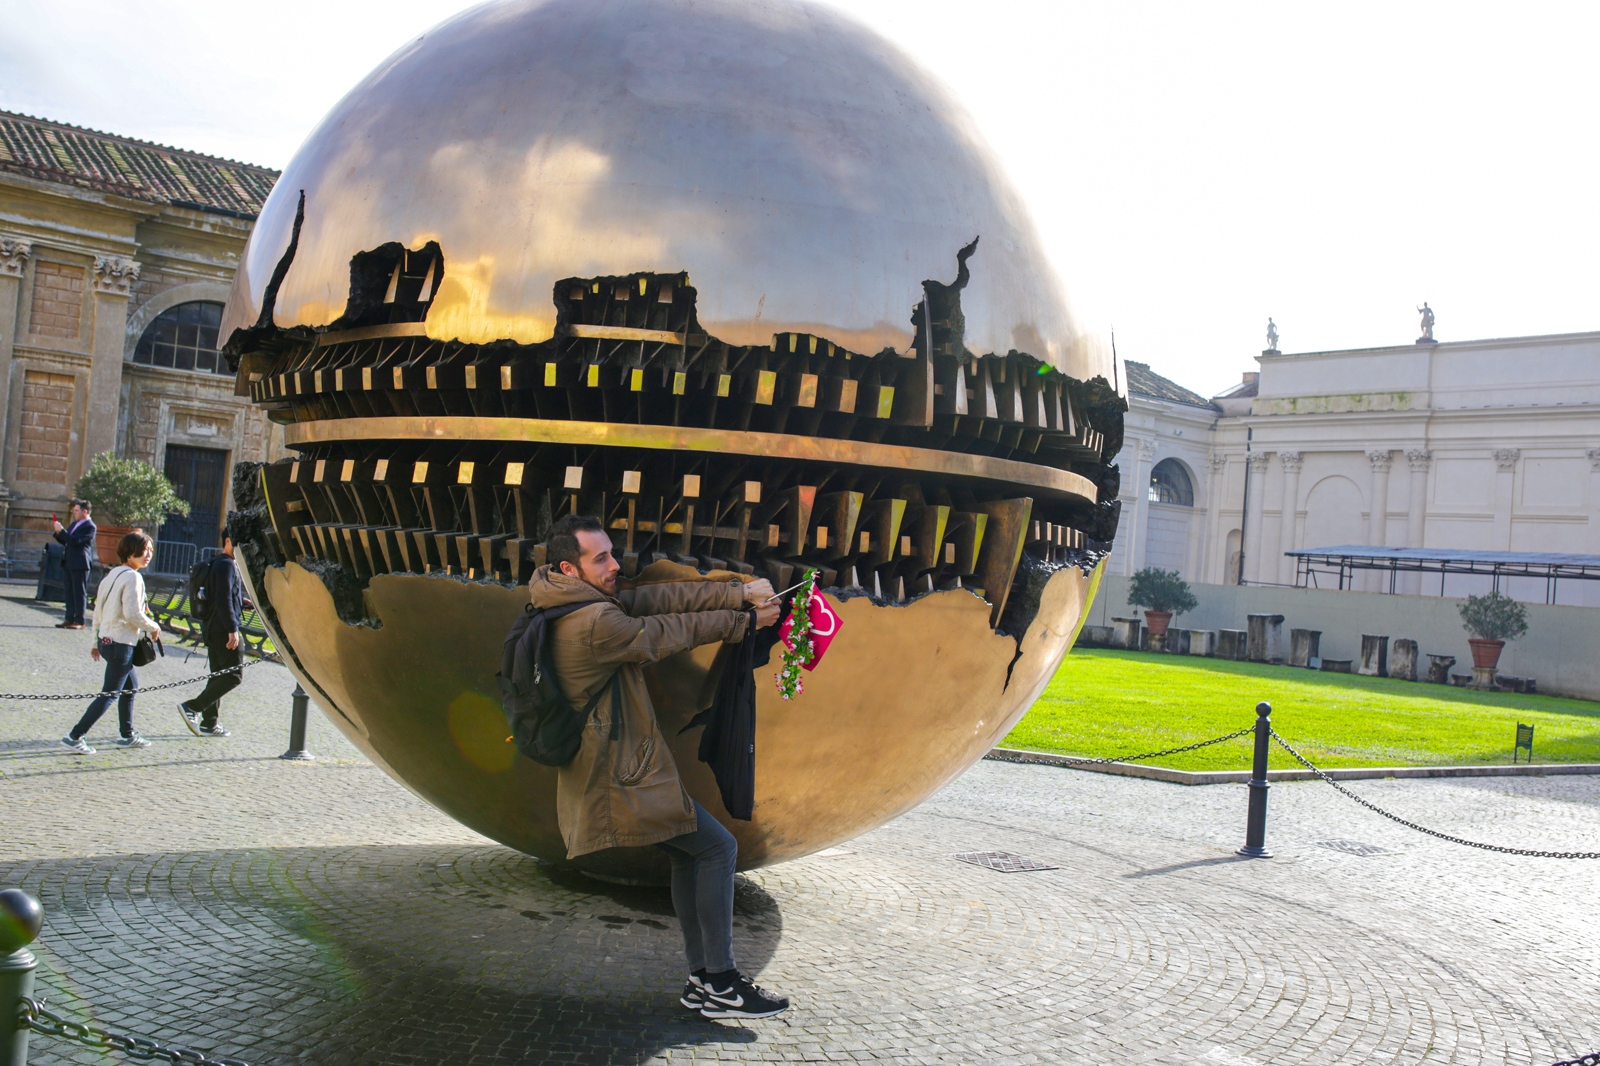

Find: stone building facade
0;110;282;547
1112;331;1600;607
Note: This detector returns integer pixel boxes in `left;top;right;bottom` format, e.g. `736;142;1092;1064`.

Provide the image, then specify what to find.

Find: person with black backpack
512;513;789;1019
177;534;247;737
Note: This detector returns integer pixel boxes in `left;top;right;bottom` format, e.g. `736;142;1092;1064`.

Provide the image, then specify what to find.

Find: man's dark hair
547;514;605;572
70;498;90;512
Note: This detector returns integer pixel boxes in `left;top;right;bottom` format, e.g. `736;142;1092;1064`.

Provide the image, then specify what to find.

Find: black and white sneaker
679;970;708;1010
199;724;231;737
699;973;790;1019
177;701;202;736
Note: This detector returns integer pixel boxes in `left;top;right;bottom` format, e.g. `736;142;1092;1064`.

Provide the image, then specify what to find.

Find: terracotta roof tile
0;110;278;218
1124;360;1216;409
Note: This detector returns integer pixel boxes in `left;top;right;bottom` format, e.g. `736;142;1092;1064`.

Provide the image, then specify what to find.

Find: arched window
1148;458;1194;506
133;301;227;374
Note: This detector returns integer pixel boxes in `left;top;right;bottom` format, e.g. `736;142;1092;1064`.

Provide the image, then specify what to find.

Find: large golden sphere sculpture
223;0;1126;881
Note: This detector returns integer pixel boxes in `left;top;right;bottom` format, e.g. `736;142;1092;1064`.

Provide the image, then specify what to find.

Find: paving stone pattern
2;586;1597;1065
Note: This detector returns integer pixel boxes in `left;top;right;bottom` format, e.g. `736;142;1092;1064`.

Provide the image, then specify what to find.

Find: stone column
85;255;140;469
1204;453;1228;583
1124;437;1156;575
1243;451;1271;584
1365;450;1393;592
1588;448;1600;554
1404;449;1432;593
1275;451;1303;584
0;236;30;517
1492;448;1520;552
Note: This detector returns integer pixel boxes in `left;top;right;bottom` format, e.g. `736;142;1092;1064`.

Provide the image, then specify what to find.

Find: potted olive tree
74;452;190;565
1458;590;1528;671
1126;567;1198;637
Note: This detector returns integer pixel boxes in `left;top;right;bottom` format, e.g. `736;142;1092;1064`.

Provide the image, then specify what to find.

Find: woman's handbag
132;633;162;667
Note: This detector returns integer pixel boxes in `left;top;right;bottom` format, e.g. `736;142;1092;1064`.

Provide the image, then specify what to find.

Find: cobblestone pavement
2;586;1598;1065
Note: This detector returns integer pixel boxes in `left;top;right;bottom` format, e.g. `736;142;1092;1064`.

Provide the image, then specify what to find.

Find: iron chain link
1551;1053;1600;1066
1269;729;1600;860
1015;726;1257;767
18;996;250;1066
0;657;266;703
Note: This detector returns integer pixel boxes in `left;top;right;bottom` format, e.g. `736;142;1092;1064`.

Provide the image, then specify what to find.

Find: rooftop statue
1417;302;1436;343
1266;318;1279;352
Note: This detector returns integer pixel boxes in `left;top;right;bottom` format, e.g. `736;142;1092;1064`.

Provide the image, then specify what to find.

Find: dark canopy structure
1287;545;1600;602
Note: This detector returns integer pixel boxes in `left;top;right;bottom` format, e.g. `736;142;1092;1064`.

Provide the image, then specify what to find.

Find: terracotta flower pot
94;525;141;566
1143;610;1173;636
1467;638;1505;670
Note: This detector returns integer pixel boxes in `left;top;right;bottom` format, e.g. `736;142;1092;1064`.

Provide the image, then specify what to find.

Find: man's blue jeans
70;640;137;740
656;800;738;974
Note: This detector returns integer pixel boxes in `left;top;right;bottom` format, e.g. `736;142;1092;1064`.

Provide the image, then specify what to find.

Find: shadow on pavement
2;844;784;1066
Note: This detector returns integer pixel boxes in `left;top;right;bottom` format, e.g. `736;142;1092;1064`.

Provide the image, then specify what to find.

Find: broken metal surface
219;0;1126;879
221;0;1115;384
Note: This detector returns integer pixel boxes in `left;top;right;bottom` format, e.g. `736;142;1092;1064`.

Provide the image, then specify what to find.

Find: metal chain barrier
1551;1052;1600;1066
17;996;250;1066
1002;725;1257;767
0;658;267;703
1270;729;1600;860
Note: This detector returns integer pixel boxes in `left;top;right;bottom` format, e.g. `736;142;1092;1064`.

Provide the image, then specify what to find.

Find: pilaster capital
1405;448;1432;471
1366;449;1393;472
1246;451;1272;471
1208;454;1229;472
0;235;32;278
1278;451;1303;474
92;255;141;295
1493;448;1520;473
1588;447;1600;473
1135;437;1157;461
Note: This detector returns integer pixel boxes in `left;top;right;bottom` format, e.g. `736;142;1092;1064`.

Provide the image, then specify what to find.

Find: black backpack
187;557;214;623
496;602;619;767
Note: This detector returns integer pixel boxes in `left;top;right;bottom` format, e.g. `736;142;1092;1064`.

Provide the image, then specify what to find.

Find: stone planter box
1426;654;1456;683
1216;629;1248;660
1389;639;1418;682
1289;628;1321;668
1246;614;1285;663
1111;617;1142;650
1359;635;1389;677
1186;629;1216;656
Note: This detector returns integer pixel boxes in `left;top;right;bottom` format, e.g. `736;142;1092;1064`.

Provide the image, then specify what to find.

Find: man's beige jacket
527;564;749;859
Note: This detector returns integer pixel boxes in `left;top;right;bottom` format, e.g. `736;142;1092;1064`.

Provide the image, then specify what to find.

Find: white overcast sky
3;1;1597;397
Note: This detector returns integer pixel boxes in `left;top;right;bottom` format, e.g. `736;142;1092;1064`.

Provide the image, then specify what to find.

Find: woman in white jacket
60;530;162;754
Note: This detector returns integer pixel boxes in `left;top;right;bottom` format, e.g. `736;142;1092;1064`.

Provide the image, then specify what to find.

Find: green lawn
1003;648;1600;771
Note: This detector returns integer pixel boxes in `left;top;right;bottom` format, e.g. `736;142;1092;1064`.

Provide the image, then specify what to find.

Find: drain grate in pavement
950;851;1059;873
1315;839;1392;857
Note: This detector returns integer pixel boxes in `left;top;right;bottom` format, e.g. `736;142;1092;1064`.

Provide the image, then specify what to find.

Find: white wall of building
1114;330;1600;607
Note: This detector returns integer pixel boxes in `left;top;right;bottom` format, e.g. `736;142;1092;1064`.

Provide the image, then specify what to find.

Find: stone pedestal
1170;629;1191;655
1217;629;1248;660
1359;635;1389;677
1077;625;1114;647
1389;639;1418;681
1426;654;1456;684
1111;617;1142;650
1320;659;1353;673
1472;665;1498;689
1289;628;1321;668
1187;629;1216;656
1246;614;1285;663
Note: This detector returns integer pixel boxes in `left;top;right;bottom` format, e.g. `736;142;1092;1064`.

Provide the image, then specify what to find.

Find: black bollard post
0;888;42;1066
280;684;316;762
1237;701;1273;858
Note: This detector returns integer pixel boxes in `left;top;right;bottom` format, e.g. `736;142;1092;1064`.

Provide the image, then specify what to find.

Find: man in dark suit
52;499;96;629
178;535;248;737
